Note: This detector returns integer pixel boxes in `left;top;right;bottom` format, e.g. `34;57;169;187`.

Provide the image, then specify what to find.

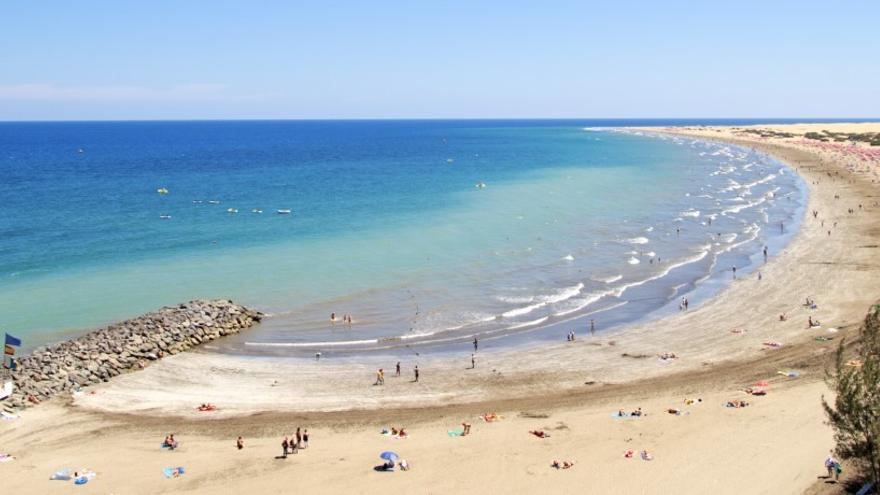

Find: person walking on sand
763;245;768;262
237;436;244;450
282;437;289;458
684;298;689;310
395;361;401;376
824;451;839;480
414;365;419;382
375;369;383;386
471;353;476;369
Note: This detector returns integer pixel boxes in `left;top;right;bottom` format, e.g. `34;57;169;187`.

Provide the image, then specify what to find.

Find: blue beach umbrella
379;451;399;461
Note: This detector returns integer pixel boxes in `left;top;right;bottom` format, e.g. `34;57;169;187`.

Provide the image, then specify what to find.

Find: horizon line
1;117;879;124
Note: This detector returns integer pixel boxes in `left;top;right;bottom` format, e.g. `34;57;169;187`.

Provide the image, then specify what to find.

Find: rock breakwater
1;299;261;411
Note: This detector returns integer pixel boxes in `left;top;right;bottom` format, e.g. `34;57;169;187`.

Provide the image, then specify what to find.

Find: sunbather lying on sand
624;450;634;458
481;413;501;422
725;400;749;408
667;408;682;415
197;403;216;412
551;460;574;469
744;388;767;396
640;450;653;460
684;398;702;405
529;430;550;438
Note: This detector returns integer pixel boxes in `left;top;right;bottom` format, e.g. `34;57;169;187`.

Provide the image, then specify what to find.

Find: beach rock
1;299;262;412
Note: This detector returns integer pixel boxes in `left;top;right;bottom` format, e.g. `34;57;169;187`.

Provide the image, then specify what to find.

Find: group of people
280;427;310;458
162;434;178;450
617;407;643;417
376;363;419;384
329;313;353;325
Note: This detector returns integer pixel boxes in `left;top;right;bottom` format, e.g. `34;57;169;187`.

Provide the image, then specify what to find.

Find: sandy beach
2;122;878;494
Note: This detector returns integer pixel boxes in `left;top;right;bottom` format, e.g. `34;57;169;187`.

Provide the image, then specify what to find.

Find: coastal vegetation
823;305;880;487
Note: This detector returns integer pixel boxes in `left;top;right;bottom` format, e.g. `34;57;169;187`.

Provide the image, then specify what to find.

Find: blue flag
4;334;21;347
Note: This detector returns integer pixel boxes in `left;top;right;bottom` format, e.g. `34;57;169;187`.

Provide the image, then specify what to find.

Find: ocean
0;119;810;355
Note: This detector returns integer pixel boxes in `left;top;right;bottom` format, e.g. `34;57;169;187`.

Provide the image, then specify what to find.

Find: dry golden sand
1;123;878;494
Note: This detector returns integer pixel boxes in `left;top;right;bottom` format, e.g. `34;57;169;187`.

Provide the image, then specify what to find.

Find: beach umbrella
380;451;399;461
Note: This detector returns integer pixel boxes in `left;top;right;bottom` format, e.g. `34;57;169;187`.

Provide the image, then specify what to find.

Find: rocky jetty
1;299;261;411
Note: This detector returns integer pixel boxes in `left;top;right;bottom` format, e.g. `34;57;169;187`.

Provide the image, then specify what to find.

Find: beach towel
50;469;72;481
0;454;14;463
447;429;464;437
0;411;18;421
163;467;185;479
777;371;800;378
74;477;89;485
611;412;631;419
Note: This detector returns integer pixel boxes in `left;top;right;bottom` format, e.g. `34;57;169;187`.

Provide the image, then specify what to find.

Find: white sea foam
506;316;550;330
627;257;640;265
626;236;650;244
721;196;767;215
680;209;700;218
562;254;575;261
592;274;623;284
502;302;546;318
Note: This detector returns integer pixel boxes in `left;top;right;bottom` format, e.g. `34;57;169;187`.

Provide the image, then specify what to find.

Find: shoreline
64;125;878;417
2;122;878;494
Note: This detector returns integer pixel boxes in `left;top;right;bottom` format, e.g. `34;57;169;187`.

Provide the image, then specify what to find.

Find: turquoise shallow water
0;120;807;353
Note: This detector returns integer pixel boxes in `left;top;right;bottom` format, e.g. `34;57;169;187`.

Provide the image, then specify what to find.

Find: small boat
252;209;263;214
159;214;172;220
157;187;169;194
446;158;454;163
76;148;85;154
192;200;203;204
227;208;238;213
475;182;487;189
207;200;220;205
277;209;292;215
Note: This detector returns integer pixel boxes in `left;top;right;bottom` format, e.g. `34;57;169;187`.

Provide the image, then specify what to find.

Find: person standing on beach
684;298;689;310
763;245;768;262
732;266;737;279
473;337;478;352
590;319;595;336
282;437;289;458
302;429;309;449
414;365;419;382
395;361;401;376
295;427;302;450
471;354;476;369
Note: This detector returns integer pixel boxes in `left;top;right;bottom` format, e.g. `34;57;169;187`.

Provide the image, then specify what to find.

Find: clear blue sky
2;0;878;120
